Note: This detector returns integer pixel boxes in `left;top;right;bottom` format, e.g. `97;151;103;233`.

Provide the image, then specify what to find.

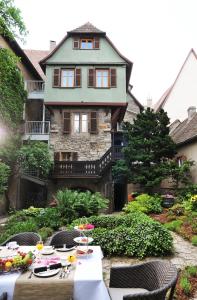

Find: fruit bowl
0;251;34;273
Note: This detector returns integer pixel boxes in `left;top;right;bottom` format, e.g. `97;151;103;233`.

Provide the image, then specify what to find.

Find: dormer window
80;38;93;49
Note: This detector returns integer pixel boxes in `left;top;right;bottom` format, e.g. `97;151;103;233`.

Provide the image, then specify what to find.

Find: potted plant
161;194;175;208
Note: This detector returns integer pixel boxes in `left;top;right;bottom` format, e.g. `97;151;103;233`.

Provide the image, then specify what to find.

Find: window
61;69;74;87
53;68;81;88
96;69;109;88
80;39;93;49
54;152;78;161
73;113;88;133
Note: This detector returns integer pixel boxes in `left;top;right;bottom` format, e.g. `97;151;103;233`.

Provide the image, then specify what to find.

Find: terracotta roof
68;22;105;35
154;49;197;112
24;49;50;80
170;113;197;145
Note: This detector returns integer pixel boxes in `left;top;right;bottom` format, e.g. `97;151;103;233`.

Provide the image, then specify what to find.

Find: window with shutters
80;38;93;49
53;68;81;88
88;68;116;88
73;113;88;133
73;37;100;49
54;151;78;161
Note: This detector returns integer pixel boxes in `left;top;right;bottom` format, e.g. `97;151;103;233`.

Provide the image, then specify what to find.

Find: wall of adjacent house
164;52;197;122
50;107;111;160
0;35;36;81
123;93;141;123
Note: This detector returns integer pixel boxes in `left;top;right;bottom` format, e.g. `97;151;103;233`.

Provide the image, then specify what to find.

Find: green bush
164;220;183;232
176;184;197;202
169;204;185;216
180;277;191;295
38;227;54;241
185;266;197;277
35;208;63;230
191;235;197;246
123;193;162;214
56;189;108;223
0;161;10;194
71;212;173;258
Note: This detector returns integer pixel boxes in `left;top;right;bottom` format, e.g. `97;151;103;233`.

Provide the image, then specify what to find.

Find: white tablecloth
0;246;110;300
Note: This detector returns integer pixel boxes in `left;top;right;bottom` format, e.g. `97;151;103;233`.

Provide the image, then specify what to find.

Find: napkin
34;263;62;273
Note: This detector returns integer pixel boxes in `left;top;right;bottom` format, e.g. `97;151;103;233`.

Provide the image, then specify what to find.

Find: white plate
76;249;93;258
33;268;60;278
56;246;76;252
74;226;93;232
41;250;55;255
73;237;93;244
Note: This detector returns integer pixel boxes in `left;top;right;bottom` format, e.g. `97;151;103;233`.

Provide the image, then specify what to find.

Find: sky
14;0;197;106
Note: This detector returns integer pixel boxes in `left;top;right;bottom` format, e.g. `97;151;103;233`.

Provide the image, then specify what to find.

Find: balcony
25;80;44;99
23;121;50;141
52;146;123;178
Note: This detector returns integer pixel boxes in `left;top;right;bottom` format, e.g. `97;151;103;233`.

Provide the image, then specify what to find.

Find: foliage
191;235;197;246
70;212;173;258
0;161;10;194
179;277;192;296
123;193;162;214
190;195;197;211
169;203;185;216
0;0;27;40
56;189;108;223
38;227;54;242
114;108;176;190
176;184;197;202
35;208;63;230
0;135;22;169
167;160;194;189
17;141;53;178
186;266;197;277
0;48;27;129
164;220;183;232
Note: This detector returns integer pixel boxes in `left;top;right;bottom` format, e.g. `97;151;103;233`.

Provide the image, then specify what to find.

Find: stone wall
49;107;112;160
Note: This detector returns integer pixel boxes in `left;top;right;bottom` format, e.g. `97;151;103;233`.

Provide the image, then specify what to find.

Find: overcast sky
14;0;197;106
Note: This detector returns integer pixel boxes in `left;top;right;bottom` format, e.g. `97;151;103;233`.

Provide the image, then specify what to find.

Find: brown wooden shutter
63;112;71;133
54;152;60;161
90;111;98;134
75;68;81;87
110;68;116;87
94;37;100;49
72;152;78;161
53;69;60;87
73;38;79;49
88;69;95;87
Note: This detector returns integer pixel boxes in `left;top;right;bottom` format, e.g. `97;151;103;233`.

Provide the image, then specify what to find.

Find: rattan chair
108;260;178;300
49;230;81;247
1;232;41;246
0;292;7;300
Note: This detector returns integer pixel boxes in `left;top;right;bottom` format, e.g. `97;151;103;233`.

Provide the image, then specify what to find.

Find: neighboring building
37;22;142;211
154;49;197;123
170;107;197;184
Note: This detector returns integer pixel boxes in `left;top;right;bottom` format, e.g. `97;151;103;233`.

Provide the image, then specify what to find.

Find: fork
28;271;33;279
59;268;64;279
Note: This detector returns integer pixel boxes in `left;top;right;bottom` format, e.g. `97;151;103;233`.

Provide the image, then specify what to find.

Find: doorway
114;182;127;211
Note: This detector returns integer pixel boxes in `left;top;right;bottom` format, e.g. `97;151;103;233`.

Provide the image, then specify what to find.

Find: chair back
1;232;41;246
49;230;81;246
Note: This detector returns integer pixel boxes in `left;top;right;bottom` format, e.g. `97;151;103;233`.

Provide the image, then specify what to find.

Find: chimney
146;98;152;108
50;40;56;51
187;106;196;121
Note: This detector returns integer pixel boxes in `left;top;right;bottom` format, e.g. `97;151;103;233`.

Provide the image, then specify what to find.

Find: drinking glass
36;240;43;259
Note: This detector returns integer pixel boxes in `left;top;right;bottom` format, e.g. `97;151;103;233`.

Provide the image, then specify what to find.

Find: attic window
81;39;93;49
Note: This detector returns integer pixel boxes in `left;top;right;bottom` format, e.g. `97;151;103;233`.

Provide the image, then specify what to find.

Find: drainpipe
42;104;45;134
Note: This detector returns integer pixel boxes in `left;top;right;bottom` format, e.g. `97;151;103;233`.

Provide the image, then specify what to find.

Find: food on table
76;249;93;255
77;223;94;230
0;251;33;272
67;255;77;263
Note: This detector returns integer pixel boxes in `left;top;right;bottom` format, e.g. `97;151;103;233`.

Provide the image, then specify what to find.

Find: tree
0;161;10;194
116;108;177;191
0;0;27;40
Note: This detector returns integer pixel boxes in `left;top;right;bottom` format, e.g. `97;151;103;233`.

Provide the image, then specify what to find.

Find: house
33;22;142;211
154;49;197;123
170;106;197;184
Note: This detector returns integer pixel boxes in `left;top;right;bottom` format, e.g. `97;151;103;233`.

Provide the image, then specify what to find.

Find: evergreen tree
118;108;177;190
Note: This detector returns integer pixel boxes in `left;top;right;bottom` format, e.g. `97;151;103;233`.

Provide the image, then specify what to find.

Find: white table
0;246;110;300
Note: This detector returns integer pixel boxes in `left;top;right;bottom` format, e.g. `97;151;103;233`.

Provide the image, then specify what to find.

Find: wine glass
36;240;43;260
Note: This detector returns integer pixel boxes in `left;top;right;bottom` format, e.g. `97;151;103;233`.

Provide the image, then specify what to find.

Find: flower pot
161;196;175;208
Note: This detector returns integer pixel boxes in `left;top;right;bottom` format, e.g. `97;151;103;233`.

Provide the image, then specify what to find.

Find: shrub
71;212;173;258
38;227;54;241
190;195;197;211
56;189;108;223
0;161;10;194
164;220;183;232
123;193;162;214
191;235;197;246
169;203;185;216
180;277;191;295
185;266;197;277
176;184;197;202
35;208;63;230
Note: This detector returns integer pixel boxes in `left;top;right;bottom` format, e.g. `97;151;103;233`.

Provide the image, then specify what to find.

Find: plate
41;250;55;255
74;226;93;232
73;237;93;244
56;246;76;252
76;248;93;257
33;268;60;278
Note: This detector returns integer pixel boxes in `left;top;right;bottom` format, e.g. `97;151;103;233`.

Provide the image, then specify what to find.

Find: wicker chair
108;260;178;300
1;232;41;246
0;293;7;300
49;230;81;247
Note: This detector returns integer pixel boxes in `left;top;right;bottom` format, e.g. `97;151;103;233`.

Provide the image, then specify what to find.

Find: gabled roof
24;49;50;80
67;22;106;35
2;35;43;80
40;22;133;88
154;49;197;112
127;84;144;110
170;112;197;146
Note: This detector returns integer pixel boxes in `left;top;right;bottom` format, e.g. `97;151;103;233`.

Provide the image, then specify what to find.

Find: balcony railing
52;146;124;178
25;80;45;93
25;121;50;135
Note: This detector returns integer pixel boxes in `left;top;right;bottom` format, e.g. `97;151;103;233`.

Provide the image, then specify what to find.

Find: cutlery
59;268;64;279
28;271;33;279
